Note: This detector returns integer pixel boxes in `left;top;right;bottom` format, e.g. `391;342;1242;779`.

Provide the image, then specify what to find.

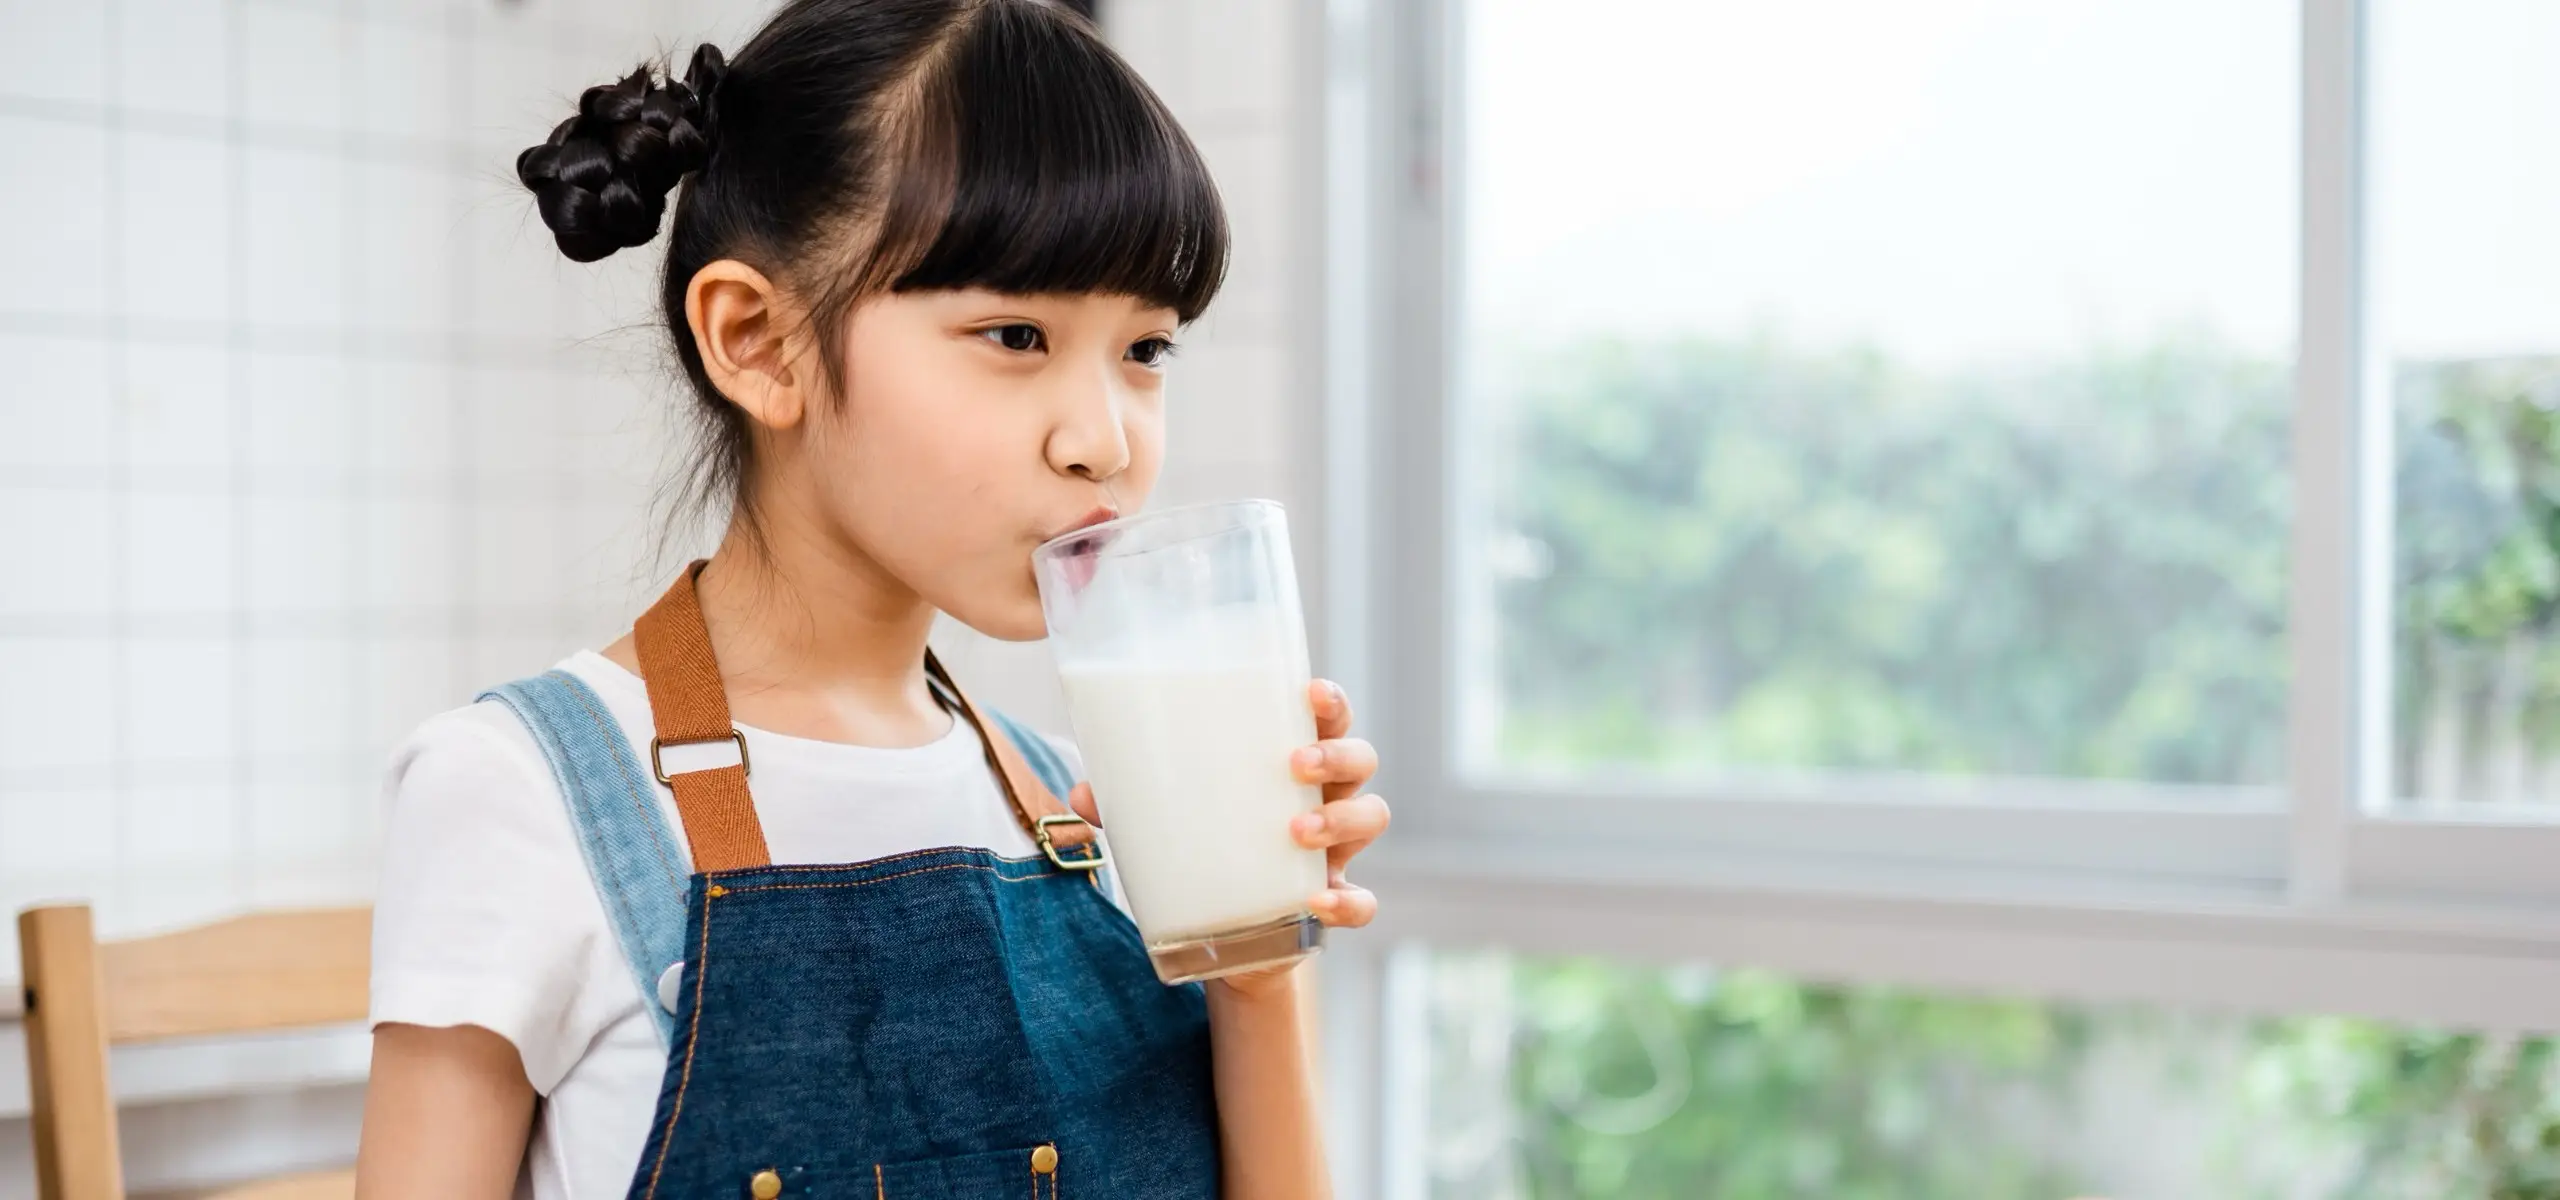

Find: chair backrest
16;903;370;1200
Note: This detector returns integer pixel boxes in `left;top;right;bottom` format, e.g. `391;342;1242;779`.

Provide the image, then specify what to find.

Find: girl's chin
944;595;1050;645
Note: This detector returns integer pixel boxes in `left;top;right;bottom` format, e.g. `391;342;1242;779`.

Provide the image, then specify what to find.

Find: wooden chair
16;903;370;1200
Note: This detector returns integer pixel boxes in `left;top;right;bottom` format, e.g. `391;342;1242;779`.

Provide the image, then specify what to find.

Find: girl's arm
354;1023;536;1199
1206;970;1332;1197
1084;679;1386;1198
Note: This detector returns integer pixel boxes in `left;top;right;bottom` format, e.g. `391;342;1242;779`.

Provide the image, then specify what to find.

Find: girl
353;2;1386;1196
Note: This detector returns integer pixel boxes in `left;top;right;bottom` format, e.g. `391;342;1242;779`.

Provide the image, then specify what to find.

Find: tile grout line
104;0;134;923
0;309;609;364
228;0;258;911
340;0;374;877
449;0;478;710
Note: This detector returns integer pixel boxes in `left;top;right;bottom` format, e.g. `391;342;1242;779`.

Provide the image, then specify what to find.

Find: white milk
1061;658;1327;944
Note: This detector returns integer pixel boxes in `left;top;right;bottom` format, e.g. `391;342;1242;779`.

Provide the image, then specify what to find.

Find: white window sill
1363;836;2560;1034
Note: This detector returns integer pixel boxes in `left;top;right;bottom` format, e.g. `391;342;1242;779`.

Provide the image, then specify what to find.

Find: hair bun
516;54;719;264
683;44;729;112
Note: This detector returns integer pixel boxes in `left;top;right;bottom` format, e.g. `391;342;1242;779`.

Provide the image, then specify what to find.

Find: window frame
1310;2;2560;1187
1315;1;2560;1194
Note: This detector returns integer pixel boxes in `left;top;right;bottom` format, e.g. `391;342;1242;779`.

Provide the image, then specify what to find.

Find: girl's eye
981;323;1046;353
1127;337;1177;367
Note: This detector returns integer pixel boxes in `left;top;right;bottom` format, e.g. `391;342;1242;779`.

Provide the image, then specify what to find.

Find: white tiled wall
0;0;753;973
0;0;1317;959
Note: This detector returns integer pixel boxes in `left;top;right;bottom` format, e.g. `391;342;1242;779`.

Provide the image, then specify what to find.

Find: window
1323;0;2560;1193
2378;0;2560;810
1453;0;2300;791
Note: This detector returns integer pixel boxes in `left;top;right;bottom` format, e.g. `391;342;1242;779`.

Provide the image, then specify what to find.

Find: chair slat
100;908;372;1044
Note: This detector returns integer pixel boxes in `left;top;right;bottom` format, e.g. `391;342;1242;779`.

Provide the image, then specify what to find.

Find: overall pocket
874;1143;1063;1199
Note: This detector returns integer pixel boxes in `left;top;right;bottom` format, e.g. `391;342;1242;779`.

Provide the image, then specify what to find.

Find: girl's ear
685;260;815;430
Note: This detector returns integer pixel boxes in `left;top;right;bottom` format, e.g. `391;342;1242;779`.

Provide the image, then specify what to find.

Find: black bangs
878;3;1229;322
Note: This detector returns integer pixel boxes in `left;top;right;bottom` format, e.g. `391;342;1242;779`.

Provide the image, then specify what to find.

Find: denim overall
484;565;1222;1198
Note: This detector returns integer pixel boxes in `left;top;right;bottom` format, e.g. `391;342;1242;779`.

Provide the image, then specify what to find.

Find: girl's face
788;289;1177;640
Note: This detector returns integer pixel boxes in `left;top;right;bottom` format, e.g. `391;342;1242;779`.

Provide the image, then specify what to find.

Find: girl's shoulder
372;662;642;1093
387;693;569;814
382;656;636;854
387;652;645;802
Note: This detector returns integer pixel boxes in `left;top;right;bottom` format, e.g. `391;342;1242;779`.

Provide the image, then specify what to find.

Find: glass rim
1032;497;1285;562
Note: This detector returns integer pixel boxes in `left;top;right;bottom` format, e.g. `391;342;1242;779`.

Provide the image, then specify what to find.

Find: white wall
0;0;718;974
0;0;746;1191
0;0;1314;1192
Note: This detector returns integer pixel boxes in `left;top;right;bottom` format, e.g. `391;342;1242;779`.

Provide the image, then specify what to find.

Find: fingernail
1326;681;1346;704
1292;746;1324;772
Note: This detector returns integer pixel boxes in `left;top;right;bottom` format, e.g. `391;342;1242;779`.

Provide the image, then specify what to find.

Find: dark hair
515;0;1227;533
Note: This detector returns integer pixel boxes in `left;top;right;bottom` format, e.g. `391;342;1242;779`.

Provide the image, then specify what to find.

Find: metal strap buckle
649;731;750;787
1035;813;1109;872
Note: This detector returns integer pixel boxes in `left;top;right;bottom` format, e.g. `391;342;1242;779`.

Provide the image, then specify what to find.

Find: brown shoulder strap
926;653;1097;857
633;561;771;872
632;562;1094;874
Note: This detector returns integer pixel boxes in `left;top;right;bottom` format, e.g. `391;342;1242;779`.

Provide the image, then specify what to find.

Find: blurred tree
1485;334;2292;784
1442;336;2560;1197
2394;358;2560;803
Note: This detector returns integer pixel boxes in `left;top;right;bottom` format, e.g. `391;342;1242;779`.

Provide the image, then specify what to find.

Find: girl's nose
1051;377;1135;482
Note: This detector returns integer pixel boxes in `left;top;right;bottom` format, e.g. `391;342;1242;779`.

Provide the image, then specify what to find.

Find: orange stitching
703;844;1050;879
641;884;716;1198
875;1162;885;1199
560;673;690;894
716;862;1064;896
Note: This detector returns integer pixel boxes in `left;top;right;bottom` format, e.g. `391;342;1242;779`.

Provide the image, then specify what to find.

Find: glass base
1147;913;1326;985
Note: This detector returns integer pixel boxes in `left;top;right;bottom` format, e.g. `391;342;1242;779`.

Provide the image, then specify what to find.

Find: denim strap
482;670;691;1048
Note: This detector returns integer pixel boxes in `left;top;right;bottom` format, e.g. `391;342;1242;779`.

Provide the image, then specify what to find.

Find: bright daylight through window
1453;0;2298;792
1396;0;2560;1194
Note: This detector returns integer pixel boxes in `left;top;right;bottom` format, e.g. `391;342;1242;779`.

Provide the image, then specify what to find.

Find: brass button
749;1168;783;1199
1030;1144;1059;1175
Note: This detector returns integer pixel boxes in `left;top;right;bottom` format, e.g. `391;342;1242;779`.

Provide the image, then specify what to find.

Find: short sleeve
369;703;636;1094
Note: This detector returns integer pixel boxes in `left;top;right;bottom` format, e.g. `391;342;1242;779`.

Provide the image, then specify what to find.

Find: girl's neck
603;513;952;750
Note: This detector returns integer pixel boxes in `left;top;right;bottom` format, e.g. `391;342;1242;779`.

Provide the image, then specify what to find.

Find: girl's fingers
1308;679;1354;741
1067;781;1104;829
1290;793;1391;850
1310;883;1378;929
1290;737;1377;796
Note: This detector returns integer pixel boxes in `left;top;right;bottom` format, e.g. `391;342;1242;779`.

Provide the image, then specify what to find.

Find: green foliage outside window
1441;336;2560;1196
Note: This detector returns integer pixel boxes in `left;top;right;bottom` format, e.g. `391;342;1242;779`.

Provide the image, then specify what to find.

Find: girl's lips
1051;506;1121;542
1044;507;1122;593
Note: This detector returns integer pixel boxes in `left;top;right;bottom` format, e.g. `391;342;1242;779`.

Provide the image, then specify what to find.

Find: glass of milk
1032;499;1328;984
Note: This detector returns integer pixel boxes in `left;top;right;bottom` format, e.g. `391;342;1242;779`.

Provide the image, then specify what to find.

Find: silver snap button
656;962;684;1013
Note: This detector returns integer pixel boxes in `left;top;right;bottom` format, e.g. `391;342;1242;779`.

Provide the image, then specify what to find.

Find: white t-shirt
368;651;1081;1200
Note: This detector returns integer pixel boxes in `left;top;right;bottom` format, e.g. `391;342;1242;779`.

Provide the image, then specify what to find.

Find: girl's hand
1063;678;1389;994
1285;678;1387;930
